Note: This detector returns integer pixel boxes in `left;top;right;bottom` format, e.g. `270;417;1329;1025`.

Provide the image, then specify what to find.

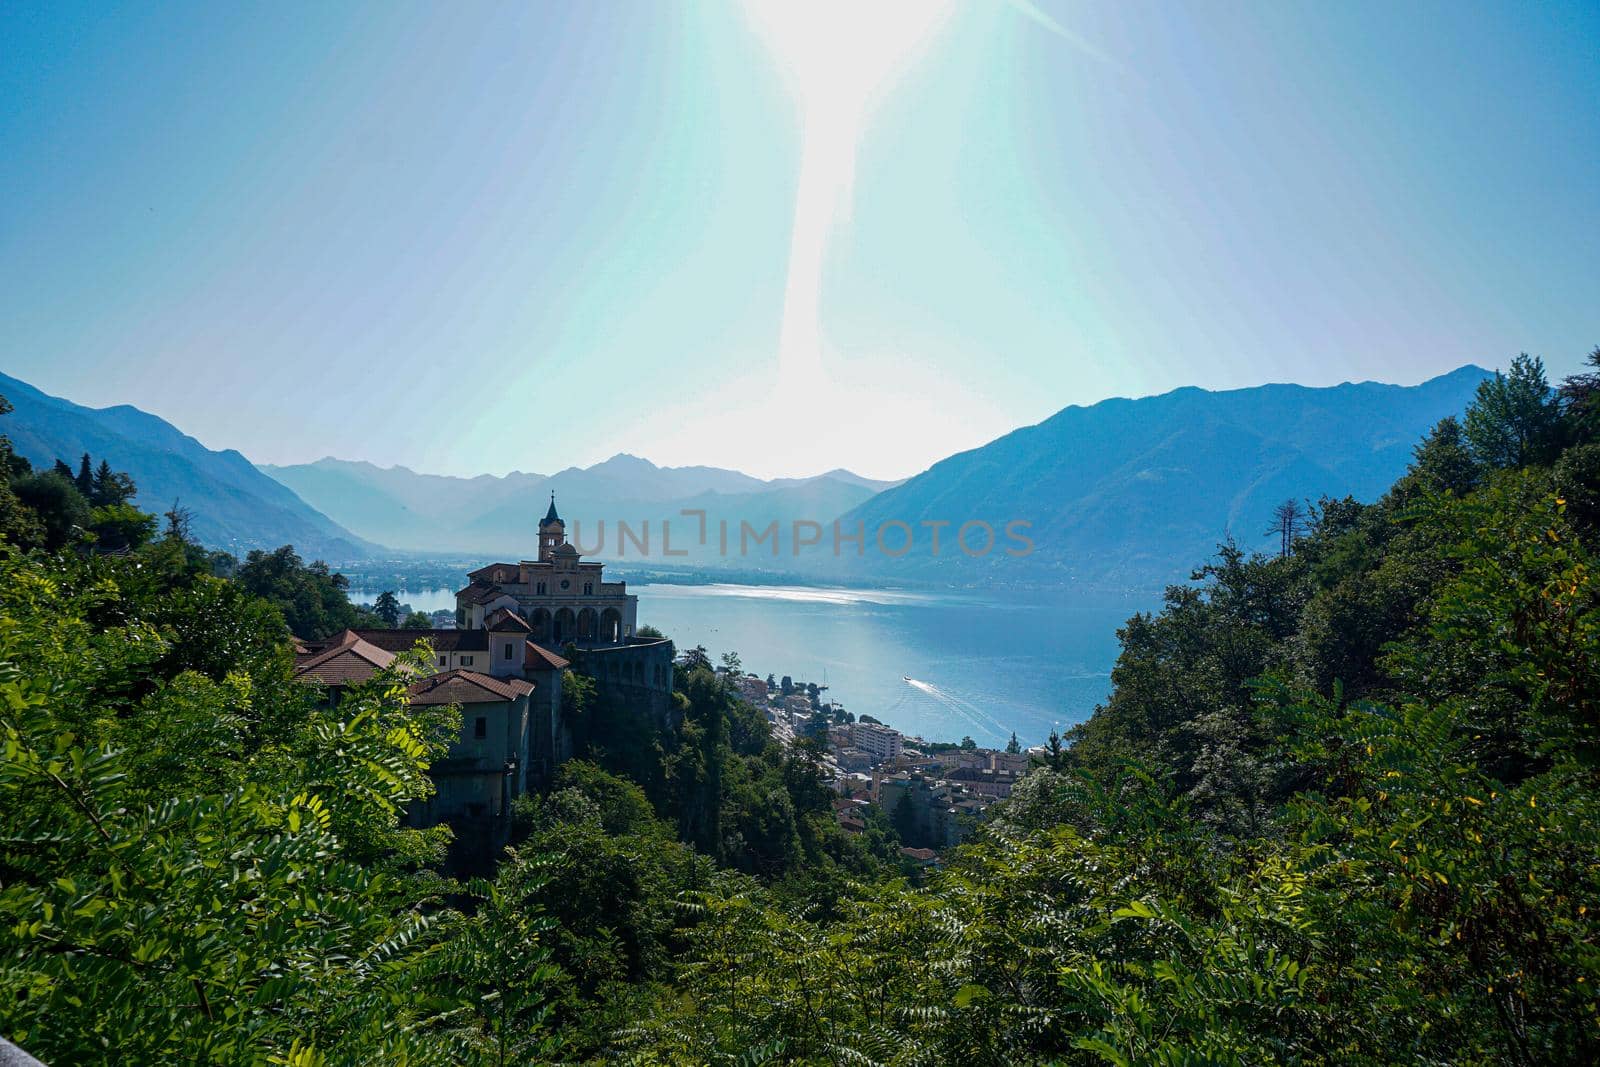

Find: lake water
637;583;1154;747
351;583;1155;747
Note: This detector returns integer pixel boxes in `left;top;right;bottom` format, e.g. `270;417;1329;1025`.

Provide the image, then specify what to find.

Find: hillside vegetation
1;350;1597;1064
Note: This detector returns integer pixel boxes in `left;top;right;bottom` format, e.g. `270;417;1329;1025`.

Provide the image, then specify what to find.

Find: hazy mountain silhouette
823;366;1495;589
0;371;375;560
261;453;901;557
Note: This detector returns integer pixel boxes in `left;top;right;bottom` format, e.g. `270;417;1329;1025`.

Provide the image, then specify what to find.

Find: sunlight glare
740;1;959;400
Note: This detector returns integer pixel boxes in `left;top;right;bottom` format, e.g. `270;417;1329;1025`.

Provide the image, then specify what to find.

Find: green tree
1464;353;1564;469
11;469;91;549
373;589;402;627
235;545;360;639
401;609;432;629
0;547;463;1063
90;457;136;507
89;502;158;552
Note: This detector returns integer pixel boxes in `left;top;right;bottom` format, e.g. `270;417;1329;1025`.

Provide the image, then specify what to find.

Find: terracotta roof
457;581;512;605
407;669;534;706
353;629;488;653
293;630;397;685
524;641;570;671
485;607;531;632
467;563;520;581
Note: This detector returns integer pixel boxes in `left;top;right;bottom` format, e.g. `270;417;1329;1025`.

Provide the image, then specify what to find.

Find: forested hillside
2;350;1598;1064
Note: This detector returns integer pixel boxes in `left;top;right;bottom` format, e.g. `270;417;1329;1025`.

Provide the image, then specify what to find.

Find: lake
643;583;1161;748
350;582;1156;747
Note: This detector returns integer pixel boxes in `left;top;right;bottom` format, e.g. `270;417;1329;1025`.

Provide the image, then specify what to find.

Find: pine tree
75;453;93;495
374;590;402;627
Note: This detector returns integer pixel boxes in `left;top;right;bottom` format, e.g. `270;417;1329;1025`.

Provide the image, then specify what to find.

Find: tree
0;547;462;1063
959;735;976;750
1005;731;1021;754
1032;729;1067;771
373;590;402;627
1266;499;1305;558
90;503;157;552
163;500;194;543
401;609;432;630
890;789;918;845
1388;415;1480;502
1559;344;1600;443
11;469;90;549
235;545;361;639
720;650;742;674
91;458;136;507
1463;352;1563;469
75;452;93;495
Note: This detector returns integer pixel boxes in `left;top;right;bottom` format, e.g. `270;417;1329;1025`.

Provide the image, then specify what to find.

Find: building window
474;717;487;739
536;582;546;595
560;579;570;590
504;642;513;660
462;655;473;666
438;655;447;666
583;582;593;595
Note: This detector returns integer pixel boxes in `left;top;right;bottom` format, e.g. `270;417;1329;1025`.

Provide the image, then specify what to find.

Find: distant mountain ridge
1;365;1495;584
823;365;1495;589
0;371;376;560
260;454;903;557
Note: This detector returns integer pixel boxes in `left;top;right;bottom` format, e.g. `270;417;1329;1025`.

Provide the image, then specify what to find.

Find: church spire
538;492;564;563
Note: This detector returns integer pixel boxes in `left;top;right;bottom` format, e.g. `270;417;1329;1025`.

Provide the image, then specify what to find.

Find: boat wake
902;677;1012;742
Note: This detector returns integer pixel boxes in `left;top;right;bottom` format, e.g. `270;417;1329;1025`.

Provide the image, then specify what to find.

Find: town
723;669;1033;860
294;494;1033;868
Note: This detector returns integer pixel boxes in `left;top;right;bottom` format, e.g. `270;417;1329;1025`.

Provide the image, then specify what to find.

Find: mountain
0;371;376;560
823;365;1496;590
261;454;900;558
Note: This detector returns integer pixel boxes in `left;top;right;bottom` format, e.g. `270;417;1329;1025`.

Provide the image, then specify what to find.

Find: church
294;494;671;861
456;495;638;645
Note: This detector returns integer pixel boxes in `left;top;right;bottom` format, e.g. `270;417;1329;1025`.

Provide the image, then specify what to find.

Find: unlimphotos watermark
563;511;1034;560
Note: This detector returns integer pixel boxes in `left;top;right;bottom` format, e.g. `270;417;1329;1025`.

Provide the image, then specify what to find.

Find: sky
1;1;1596;481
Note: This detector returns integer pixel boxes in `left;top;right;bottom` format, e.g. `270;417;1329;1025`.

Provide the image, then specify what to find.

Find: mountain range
0;370;373;559
259;454;902;559
1;365;1494;588
825;365;1494;587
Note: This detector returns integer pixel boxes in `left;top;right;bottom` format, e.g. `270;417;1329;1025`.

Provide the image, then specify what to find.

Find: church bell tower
538;492;564;562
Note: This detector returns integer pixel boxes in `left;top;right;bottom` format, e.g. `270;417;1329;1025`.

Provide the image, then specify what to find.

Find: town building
851;721;904;763
877;771;998;848
293;495;674;850
731;673;770;707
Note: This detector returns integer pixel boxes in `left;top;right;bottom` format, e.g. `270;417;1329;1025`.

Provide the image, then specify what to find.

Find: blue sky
2;1;1596;480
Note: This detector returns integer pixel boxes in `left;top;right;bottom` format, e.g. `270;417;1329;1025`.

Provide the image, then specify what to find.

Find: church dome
553;541;579;559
